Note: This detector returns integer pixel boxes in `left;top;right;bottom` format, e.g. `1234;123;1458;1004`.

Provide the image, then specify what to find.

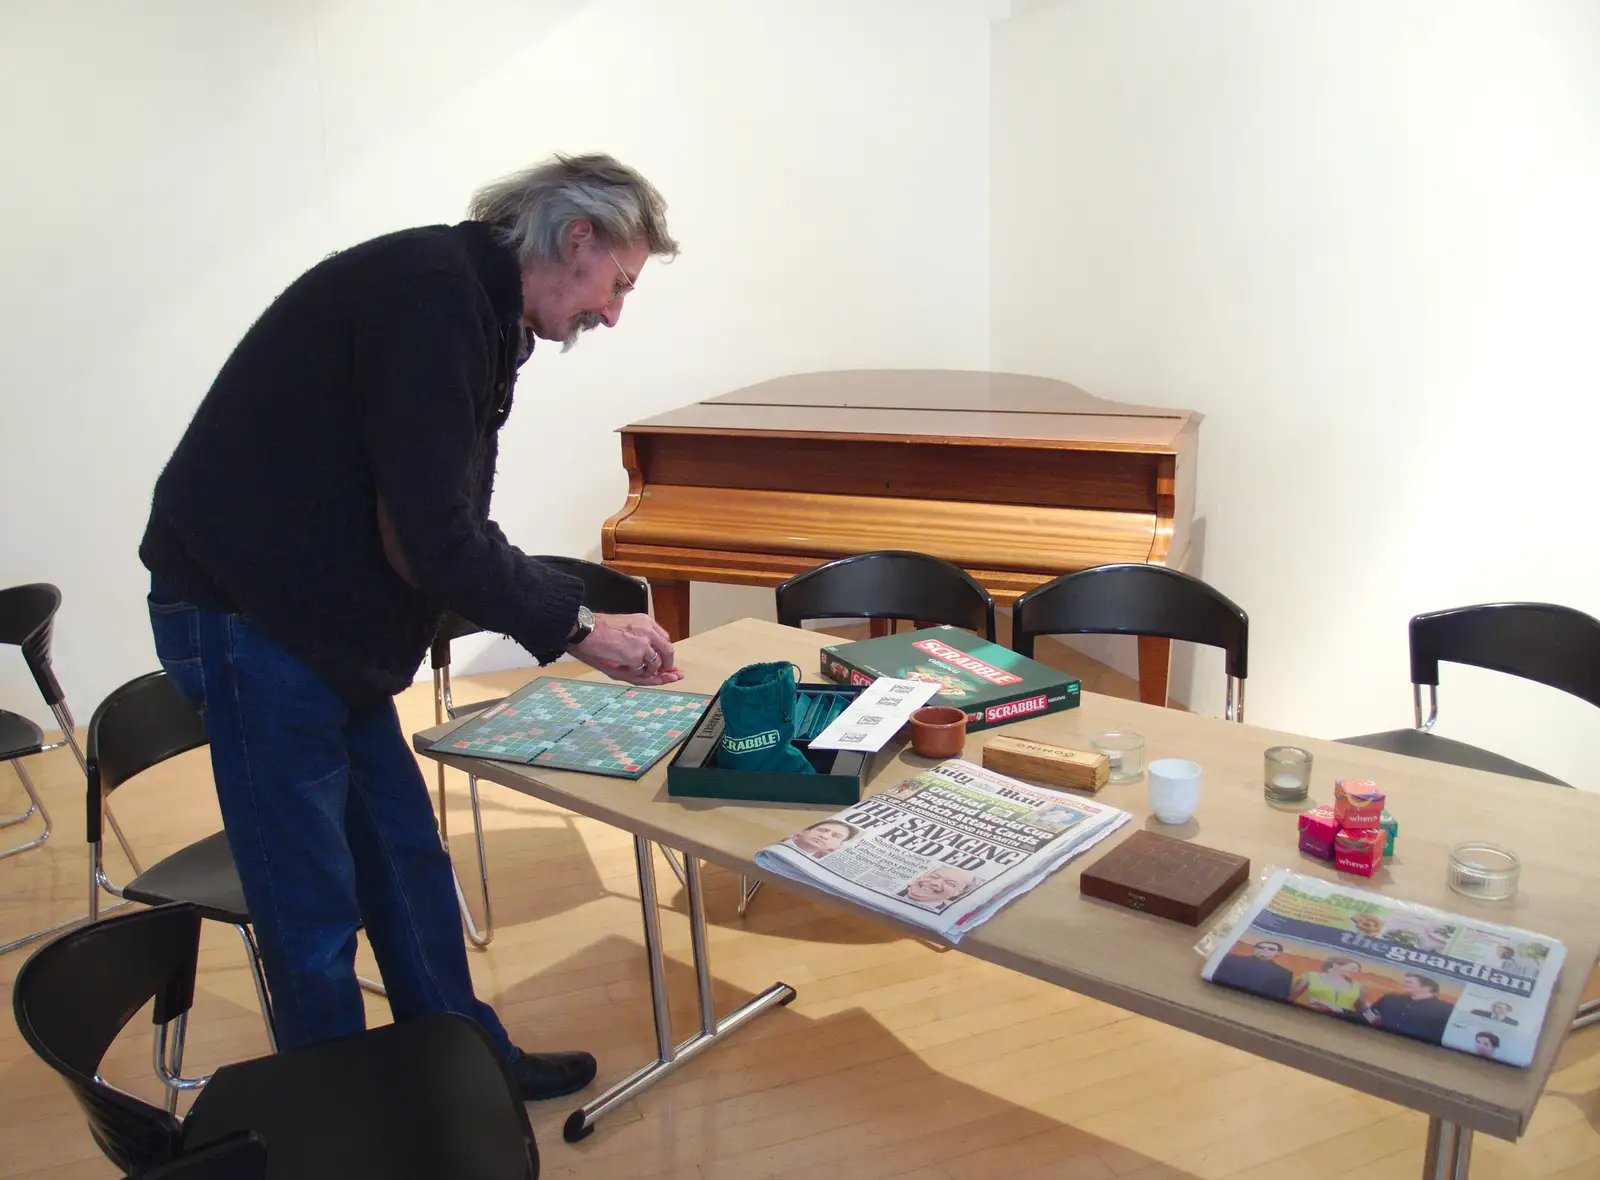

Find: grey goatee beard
562;310;604;352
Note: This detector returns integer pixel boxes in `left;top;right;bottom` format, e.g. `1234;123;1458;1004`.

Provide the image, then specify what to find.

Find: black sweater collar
456;220;525;329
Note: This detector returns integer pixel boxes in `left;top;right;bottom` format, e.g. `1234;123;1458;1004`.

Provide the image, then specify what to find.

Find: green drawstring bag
716;661;816;775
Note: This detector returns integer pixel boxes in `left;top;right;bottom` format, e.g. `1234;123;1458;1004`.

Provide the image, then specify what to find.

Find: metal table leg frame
737;875;762;917
1573;996;1600;1031
1422;1117;1473;1180
656;843;687;888
563;838;795;1142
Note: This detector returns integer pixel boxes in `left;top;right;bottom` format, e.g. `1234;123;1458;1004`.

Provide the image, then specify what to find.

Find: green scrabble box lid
820;626;1080;731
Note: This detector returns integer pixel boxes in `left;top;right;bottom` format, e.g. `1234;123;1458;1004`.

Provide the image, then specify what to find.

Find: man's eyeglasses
606;247;636;304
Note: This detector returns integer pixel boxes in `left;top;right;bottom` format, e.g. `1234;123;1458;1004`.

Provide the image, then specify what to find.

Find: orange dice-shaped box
1334;779;1385;830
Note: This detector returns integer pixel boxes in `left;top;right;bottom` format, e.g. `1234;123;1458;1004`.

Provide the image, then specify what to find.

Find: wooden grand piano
600;370;1201;706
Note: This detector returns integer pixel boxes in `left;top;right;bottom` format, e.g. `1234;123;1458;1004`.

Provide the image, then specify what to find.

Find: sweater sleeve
354;271;584;661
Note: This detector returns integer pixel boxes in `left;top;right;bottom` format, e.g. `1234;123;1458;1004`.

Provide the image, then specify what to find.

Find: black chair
774;551;997;641
0;583;144;956
88;672;279;1076
1011;564;1250;721
1335;602;1600;1032
1336;603;1600;786
759;551;995;915
88;671;391;1105
13;902;539;1180
428;557;651;947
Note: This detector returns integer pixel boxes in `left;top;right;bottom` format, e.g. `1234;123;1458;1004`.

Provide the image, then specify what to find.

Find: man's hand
568;613;683;686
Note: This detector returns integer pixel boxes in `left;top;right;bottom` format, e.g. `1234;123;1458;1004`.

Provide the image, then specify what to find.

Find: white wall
0;0;995;723
992;1;1600;787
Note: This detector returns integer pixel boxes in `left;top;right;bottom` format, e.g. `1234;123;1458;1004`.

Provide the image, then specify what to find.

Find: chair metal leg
562;839;795;1142
102;799;143;876
154;1012;211;1111
0;761;50;861
1225;676;1246;724
234;924;278;1053
0;901;132;956
1574;996;1600;1031
1;813;135;957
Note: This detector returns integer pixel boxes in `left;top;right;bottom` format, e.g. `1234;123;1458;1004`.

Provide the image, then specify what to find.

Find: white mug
1148;757;1202;824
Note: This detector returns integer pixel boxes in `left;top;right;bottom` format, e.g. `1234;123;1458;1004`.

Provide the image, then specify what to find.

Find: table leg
649;579;691;641
562;838;795;1142
737;875;763;917
1137;635;1172;707
1422;1116;1473;1179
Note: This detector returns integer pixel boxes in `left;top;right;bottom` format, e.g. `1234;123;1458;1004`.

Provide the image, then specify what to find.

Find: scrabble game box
820;626;1080;732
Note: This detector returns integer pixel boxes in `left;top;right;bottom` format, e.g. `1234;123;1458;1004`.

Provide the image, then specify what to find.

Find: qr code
839;731;867;744
878;696;901;706
858;715;883;726
888;684;914;695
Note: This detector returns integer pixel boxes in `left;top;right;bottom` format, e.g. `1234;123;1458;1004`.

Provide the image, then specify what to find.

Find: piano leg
649;578;691;641
1138;636;1172;708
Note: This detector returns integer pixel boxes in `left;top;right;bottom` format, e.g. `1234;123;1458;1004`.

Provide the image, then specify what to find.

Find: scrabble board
433;677;712;779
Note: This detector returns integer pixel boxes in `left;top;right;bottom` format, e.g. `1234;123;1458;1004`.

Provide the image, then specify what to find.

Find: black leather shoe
507;1049;598;1101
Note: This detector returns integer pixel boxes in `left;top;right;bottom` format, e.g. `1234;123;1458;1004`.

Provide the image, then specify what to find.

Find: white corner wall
992;1;1600;786
0;0;993;719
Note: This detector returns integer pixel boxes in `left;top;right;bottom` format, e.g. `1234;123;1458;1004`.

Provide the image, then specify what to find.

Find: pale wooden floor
3;630;1598;1179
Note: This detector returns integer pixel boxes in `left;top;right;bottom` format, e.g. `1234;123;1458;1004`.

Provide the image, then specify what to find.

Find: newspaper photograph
1200;867;1567;1067
754;758;1130;942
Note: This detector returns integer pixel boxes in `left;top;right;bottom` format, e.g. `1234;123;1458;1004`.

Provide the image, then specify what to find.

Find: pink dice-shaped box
1298;805;1338;860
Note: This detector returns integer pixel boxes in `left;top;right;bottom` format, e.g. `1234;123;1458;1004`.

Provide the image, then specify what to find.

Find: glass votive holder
1448;842;1521;901
1263;745;1313;803
1092;731;1146;782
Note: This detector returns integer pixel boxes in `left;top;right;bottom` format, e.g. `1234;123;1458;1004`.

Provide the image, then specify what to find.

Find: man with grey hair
139;153;678;1101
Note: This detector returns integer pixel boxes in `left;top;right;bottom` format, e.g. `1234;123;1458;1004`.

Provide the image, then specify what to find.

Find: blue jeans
148;587;515;1059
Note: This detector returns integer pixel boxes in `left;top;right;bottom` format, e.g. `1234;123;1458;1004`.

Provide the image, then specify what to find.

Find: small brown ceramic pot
909;706;968;759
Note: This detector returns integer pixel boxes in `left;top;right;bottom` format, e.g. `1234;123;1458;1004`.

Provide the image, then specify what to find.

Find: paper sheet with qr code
806;677;940;752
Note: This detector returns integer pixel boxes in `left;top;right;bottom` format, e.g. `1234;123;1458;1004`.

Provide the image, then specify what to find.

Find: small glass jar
1092;731;1146;782
1263;745;1313;803
1448;842;1520;901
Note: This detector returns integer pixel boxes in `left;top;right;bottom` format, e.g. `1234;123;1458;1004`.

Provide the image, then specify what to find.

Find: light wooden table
415;617;1600;1179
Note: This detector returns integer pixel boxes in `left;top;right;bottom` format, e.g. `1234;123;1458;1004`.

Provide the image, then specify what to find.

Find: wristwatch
567;604;594;646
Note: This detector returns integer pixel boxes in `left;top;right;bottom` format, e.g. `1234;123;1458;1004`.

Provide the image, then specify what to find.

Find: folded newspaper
1199;867;1567;1067
753;758;1131;943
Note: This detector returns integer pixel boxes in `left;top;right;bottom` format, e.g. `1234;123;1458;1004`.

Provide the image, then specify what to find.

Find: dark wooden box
1079;830;1250;926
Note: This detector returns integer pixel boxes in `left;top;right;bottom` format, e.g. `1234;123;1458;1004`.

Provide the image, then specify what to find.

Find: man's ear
566;218;595;254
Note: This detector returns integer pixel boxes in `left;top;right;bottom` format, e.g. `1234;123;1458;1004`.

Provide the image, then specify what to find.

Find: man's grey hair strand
468;153;679;266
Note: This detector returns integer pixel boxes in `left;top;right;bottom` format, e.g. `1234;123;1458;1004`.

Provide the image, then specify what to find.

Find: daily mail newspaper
754;759;1131;943
1200;867;1567;1067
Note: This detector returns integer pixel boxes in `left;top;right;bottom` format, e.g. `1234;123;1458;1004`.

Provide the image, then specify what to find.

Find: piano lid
626;369;1199;452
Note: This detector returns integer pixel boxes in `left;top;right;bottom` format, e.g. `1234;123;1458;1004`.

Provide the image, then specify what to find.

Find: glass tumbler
1263;745;1312;803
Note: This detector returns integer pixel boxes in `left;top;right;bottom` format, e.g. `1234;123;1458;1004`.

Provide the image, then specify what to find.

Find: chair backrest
430;557;649;668
87;672;209;796
84;672;208;852
12;903;201;1174
774;552;997;641
0;582;65;705
1409;603;1600;707
1012;563;1250;680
